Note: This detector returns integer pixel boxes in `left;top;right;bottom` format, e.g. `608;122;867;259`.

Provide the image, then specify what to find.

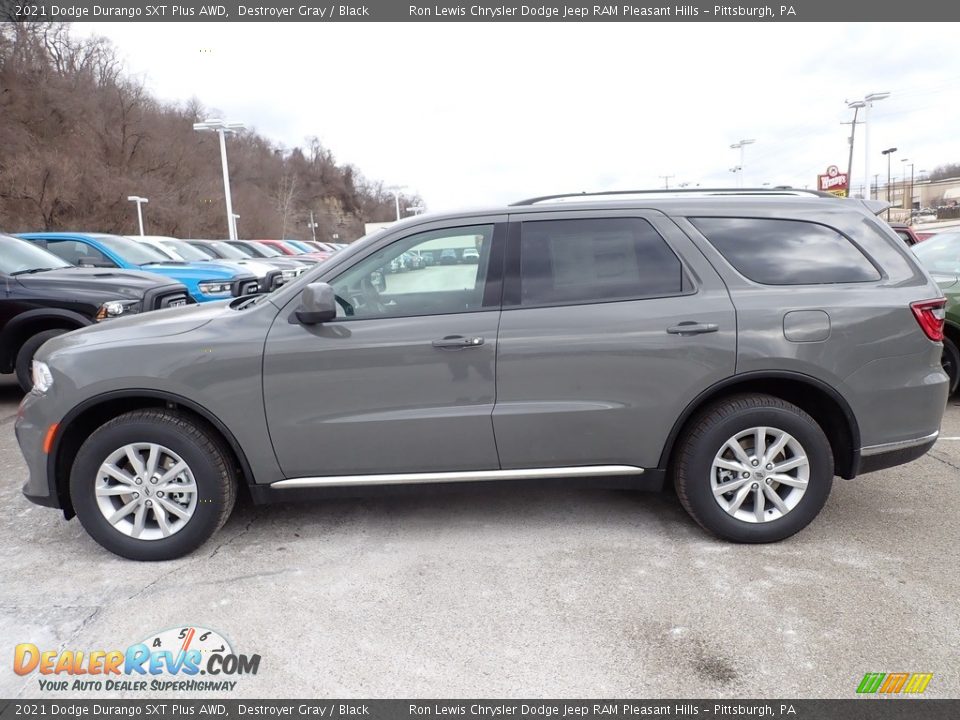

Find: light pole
231;213;240;239
730;139;755;188
902;158;914;211
385;185;407;222
729;166;742;185
126;196;148;236
856;92;890;201
659;174;675;189
843;100;865;195
193;118;245;240
307;211;319;241
881;147;897;219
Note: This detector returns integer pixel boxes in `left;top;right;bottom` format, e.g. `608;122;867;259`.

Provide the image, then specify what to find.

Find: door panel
263;219;506;479
492;211;737;470
263;313;500;478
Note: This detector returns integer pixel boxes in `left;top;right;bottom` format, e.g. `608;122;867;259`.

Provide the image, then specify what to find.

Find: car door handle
432;335;485;349
667;322;719;335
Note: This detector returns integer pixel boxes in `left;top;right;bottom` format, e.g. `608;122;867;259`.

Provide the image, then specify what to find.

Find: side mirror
296;282;338;325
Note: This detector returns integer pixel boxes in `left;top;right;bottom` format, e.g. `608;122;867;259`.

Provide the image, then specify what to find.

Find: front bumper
14;390;62;510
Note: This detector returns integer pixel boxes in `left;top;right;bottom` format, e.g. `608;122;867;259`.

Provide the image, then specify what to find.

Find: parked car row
1;231;344;391
0;233;193;391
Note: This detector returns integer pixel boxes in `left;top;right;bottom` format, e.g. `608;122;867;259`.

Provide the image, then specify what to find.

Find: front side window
691;217;881;285
43;240;115;267
518;217;685;306
330;225;495;319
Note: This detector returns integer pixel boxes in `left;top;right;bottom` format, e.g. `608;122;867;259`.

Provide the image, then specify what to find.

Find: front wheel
673;394;834;543
70;409;237;560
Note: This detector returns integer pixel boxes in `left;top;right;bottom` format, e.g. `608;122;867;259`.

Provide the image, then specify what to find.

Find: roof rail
509;187;839;206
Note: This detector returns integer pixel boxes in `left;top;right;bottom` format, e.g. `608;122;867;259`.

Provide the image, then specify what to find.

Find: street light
126;196;148;236
384;185;407;222
193;118;245;240
729;166;742;186
231;213;240;239
729;139;755;188
881;147;897;219
853;91;890;199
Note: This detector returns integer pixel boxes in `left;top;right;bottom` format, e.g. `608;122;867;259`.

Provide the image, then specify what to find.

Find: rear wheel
70;409;237;560
941;336;959;395
673;394;834;543
15;328;70;392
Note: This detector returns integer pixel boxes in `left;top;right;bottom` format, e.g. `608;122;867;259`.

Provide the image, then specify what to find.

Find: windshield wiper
10;267;57;275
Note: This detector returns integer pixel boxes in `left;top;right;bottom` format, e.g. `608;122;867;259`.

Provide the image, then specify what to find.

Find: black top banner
2;0;960;21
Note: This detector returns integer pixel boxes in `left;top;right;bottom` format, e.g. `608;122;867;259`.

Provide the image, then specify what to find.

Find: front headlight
198;281;232;296
95;300;142;321
31;361;54;394
281;269;297;279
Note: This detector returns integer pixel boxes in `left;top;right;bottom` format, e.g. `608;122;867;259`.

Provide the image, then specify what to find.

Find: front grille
231;277;259;297
144;286;193;311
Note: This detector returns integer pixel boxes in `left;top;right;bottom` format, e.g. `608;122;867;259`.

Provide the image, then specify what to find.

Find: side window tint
330;224;495;319
44;240;112;267
690;217;881;285
519;218;685;306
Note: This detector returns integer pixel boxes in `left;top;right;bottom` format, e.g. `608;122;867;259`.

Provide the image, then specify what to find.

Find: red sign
818;165;849;197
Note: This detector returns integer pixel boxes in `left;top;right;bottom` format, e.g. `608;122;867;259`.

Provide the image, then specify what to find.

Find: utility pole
307;211;319;242
659;175;675;189
873;174;880;201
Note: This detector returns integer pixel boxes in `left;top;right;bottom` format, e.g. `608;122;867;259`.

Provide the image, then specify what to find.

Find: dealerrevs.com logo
14;626;261;693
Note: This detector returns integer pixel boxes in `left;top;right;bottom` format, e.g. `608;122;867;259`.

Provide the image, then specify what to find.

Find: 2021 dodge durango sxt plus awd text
16;189;949;560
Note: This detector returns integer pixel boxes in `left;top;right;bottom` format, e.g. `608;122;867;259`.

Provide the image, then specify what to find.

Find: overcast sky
75;22;960;212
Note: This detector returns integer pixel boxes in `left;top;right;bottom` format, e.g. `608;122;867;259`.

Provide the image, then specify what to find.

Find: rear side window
519;218;685;306
690;217;881;285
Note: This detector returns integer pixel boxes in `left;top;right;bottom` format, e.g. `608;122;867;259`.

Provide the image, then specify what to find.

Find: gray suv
15;190;949;560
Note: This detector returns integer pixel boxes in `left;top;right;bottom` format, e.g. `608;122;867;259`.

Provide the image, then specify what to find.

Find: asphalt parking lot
1;373;958;699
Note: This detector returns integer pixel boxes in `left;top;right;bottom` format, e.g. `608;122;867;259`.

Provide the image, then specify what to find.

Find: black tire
942;336;960;395
15;328;70;392
673;393;834;543
70;409;237;561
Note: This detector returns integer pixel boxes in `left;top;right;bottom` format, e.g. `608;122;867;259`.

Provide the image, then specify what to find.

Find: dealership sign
818;165;849;197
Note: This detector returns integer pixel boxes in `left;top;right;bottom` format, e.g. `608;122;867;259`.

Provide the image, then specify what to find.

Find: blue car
17;233;259;303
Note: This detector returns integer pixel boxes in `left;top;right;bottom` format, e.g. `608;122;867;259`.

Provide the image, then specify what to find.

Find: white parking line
937;437;960;441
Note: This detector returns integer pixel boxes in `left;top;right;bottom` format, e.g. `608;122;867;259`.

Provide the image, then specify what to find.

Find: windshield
160;239;210;262
92;233;170;265
206;240;248;259
0;234;72;274
279;241;308;254
248;242;283;257
912;233;960;274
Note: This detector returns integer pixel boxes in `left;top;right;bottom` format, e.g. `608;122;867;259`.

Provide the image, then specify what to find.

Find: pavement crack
207;512;258;560
927;449;960;472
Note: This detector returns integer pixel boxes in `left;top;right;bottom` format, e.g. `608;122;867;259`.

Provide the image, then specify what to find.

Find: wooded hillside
0;22;418;241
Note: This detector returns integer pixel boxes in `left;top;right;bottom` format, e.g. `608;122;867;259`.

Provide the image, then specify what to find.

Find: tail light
910;299;946;342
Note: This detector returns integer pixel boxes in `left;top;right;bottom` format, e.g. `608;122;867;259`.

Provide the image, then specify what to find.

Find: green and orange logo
857;672;933;694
